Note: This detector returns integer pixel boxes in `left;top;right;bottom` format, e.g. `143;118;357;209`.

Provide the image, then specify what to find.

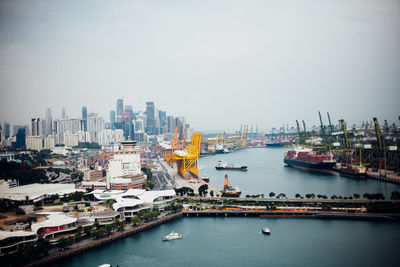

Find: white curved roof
0;230;36;241
139;190;176;203
112;198;143;211
31;212;77;232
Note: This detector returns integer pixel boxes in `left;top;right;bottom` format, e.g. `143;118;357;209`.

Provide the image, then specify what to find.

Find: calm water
53;217;400;267
199;147;400;198
52;148;400;267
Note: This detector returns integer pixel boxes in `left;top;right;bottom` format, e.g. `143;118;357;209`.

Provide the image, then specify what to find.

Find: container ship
284;148;336;173
221;174;241;197
215;161;248;171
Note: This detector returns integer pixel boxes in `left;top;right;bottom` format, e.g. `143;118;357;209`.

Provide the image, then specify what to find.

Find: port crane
164;132;202;178
373;117;387;177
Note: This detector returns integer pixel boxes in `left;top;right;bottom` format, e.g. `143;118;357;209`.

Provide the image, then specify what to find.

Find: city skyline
1;0;399;131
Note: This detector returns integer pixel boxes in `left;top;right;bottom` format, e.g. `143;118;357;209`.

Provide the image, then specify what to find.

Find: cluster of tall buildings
0;99;189;151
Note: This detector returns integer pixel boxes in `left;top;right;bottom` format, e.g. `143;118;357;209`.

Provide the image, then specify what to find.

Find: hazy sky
0;0;399;131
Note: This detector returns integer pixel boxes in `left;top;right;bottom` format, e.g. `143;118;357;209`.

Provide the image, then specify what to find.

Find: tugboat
220;174;241;197
215;161;248;171
262;227;271;234
202;176;210;183
162;231;183;241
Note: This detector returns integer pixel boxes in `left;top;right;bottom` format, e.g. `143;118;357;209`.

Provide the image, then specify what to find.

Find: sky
0;0;399;132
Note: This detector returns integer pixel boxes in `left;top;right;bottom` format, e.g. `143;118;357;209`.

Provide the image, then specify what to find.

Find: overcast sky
0;0;399;131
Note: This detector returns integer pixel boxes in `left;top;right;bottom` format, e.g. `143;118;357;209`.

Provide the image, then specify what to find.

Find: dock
366;170;400;184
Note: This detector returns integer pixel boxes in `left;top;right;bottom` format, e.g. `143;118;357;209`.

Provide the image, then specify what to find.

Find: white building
26;136;43;151
64;133;79;147
107;141;141;181
98;129;124;146
44;135;56;150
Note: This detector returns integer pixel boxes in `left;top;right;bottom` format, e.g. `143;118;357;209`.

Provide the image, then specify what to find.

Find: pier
366;170;400;184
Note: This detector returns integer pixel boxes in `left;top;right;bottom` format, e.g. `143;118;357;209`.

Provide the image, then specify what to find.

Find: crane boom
327;112;333;134
318;111;325;136
340;119;350;149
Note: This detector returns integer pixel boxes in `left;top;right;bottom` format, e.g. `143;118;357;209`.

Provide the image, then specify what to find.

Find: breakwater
24;213;182;267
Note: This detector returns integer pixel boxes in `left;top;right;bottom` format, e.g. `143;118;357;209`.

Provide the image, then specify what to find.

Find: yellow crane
164;132;202;178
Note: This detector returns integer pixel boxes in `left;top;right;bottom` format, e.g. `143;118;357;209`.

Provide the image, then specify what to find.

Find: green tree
353;193;360;199
131;215;142;226
198;184;208;196
269;192;275;198
210;191;214;197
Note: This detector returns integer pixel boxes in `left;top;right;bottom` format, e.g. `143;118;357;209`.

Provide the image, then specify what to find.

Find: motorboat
162;231;183;241
262;227;271;234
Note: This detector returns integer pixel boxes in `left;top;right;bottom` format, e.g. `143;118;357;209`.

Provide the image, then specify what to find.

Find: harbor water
52;217;400;267
199;147;400;198
51;148;400;267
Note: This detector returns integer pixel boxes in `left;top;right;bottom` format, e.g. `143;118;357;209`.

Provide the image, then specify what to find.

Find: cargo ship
284;148;336;173
215;161;248;171
338;165;366;179
221;174;241;197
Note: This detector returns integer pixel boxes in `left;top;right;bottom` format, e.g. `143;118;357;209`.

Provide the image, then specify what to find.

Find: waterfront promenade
24;213;182;267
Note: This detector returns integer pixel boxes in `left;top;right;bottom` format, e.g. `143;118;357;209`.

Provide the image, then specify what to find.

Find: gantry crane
373;117;386;176
164;132;202;178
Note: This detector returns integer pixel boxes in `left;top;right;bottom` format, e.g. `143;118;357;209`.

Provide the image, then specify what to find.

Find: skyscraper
45;108;52;136
31;118;41;136
110;110;116;130
16;128;26;148
82;106;88;131
125;105;135;121
4;122;10;139
61;107;66;119
145;102;157;135
116;99;124;123
158;110;167;134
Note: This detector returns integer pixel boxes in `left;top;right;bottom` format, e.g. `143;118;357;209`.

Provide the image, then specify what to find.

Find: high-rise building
125;105;135;121
158;110;167;134
16;128;26;148
167;116;175;133
61;107;66;119
145;102;158;135
116;99;124;123
110;110;116;130
4;122;10;139
31;118;41;136
124;122;135;140
45;108;53;136
81;106;88;131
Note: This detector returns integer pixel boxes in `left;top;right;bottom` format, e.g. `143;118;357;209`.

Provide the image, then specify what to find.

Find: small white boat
262;227;271;234
162;231;183;241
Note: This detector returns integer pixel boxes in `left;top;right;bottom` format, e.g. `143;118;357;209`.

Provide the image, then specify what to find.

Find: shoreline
24;213;182;267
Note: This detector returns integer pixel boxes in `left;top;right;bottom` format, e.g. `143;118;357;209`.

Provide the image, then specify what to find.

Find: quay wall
182;210;400;221
24;213;182;267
